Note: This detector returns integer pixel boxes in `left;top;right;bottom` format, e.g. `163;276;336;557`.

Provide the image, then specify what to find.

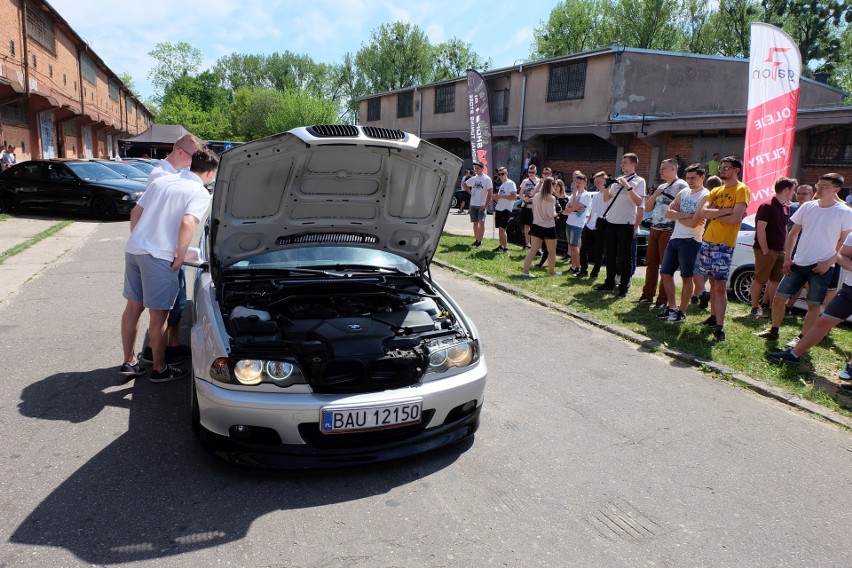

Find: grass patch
435;232;852;418
0;213;11;221
0;219;74;265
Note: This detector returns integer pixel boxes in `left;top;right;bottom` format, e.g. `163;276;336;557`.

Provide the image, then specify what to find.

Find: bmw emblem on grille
348;324;363;330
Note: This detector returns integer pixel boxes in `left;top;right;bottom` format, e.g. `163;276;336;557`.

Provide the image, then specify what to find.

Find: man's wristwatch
627;186;633;191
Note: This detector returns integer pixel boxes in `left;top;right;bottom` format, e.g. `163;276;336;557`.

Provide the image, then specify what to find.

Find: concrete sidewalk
0;216;100;307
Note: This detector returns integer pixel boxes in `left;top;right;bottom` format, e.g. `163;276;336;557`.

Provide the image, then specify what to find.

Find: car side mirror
182;247;208;270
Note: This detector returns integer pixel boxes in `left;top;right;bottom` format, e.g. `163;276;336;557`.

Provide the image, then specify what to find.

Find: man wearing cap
463;161;493;248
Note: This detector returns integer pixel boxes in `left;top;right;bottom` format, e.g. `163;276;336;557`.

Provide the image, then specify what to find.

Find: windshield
99;162;147;179
229;246;418;274
66;162;126;181
125;161;154;174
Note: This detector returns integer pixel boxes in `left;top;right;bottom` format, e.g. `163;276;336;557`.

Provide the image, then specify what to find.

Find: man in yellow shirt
697;156;750;343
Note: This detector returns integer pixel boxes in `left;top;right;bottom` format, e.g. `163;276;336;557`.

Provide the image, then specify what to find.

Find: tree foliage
147;42;203;101
532;0;615;58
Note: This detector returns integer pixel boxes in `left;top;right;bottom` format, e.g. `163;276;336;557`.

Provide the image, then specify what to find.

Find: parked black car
93;159;149;182
0;159;146;219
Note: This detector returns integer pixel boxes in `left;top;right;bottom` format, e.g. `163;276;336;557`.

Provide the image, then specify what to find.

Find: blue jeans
776;263;835;305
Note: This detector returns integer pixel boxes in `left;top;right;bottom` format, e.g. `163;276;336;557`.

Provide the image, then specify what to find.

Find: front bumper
194;360;487;469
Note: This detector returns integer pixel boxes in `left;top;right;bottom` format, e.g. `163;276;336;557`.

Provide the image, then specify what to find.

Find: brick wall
664;135;695;165
542;159;617;179
799;166;852;189
2;124;32;161
625;137;654;179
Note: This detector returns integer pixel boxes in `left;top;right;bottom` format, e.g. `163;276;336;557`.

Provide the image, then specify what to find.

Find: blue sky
49;0;555;101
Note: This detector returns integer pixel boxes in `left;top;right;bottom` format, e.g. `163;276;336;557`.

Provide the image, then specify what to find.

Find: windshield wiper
314;263;417;276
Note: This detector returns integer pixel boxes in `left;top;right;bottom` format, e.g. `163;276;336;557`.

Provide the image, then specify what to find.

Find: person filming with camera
595;153;646;298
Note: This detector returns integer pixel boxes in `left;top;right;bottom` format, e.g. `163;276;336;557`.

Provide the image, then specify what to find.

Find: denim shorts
824;284;852;320
775;262;835;305
469;206;486;222
565;224;583;247
697;241;734;281
660;238;702;278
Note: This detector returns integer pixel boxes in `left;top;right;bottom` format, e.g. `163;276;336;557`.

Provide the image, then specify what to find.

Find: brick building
0;0;152;162
359;47;852;188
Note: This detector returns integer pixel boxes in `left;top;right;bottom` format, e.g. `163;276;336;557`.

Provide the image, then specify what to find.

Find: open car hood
209;126;463;272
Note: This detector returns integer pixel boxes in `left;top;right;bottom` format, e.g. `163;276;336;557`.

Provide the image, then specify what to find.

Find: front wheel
730;268;755;304
91;196;117;220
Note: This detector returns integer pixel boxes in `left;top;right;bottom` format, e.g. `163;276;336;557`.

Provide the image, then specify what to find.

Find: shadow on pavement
12;367;470;564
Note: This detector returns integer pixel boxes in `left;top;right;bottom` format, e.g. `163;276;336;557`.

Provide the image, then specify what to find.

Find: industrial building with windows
0;0;153;162
359;47;852;188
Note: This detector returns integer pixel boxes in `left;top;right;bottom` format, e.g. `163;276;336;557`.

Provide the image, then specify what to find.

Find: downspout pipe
413;87;422;137
517;63;526;143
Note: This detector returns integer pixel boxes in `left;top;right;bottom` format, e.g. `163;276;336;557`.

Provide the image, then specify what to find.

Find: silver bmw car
187;125;487;468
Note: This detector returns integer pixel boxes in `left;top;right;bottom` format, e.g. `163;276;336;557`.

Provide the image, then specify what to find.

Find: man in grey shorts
119;148;218;382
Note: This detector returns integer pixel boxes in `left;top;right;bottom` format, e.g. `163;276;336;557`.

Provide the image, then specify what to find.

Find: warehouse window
434;84;455;114
547;60;586;102
109;79;119;102
397;91;413;118
26;1;56;54
367;98;381;122
80;52;96;85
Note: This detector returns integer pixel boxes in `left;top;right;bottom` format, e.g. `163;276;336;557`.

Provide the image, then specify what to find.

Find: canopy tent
119;124;194;158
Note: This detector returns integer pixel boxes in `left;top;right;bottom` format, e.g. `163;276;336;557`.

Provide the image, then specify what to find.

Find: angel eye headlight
265;361;294;381
234;359;263;385
427;341;477;373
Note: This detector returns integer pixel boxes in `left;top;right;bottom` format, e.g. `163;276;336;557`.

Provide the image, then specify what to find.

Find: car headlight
427;340;478;374
209;357;306;387
122;192;143;201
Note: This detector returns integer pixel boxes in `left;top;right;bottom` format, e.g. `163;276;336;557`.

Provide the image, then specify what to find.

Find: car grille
298;409;436;449
276;233;379;246
363;127;405;140
309;356;424;394
307;124;359;137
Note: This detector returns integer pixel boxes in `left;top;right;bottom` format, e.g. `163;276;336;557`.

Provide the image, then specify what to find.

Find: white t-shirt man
586;192;607;229
789;200;852;265
126;171;211;262
605;174;646;224
464;174;493;208
566;191;592;228
146;160;178;185
495;179;517;212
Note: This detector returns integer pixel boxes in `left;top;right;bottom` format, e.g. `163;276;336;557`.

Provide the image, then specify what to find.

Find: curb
433;259;852;431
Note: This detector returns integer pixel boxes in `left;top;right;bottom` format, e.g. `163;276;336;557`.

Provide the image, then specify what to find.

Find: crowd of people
457;154;852;381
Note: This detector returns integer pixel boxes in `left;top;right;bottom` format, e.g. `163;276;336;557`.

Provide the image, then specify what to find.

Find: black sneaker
589;271;599;279
656;307;673;319
785;307;795;318
755;328;779;340
616;290;628;299
149;364;188;383
667;309;687;323
698;291;711;310
492;245;504;252
767;348;801;364
119;361;146;377
575;270;588;278
594;283;616;292
690;295;699;306
701;315;717;327
713;328;727;344
650;301;666;311
750;306;763;318
473;240;482;248
635;297;653;304
140;346;188;364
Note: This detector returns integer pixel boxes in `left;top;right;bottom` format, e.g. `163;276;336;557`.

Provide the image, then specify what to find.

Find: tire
730;268;755;304
0;193;13;213
91;196;117;220
191;378;201;438
451;196;458;209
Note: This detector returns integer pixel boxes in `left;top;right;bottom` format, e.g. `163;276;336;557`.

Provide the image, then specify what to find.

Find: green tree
710;0;762;57
608;0;683;50
118;71;137;95
354;22;434;93
432;38;492;81
676;0;718;54
147;42;204;101
531;0;616;58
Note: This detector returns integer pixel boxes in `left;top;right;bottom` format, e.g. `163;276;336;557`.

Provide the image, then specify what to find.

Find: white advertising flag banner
743;22;801;214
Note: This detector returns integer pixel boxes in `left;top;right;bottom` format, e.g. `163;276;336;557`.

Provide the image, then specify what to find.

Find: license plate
321;400;423;434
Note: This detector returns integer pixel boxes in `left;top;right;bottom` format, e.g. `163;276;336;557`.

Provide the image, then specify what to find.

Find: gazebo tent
119;124;194;158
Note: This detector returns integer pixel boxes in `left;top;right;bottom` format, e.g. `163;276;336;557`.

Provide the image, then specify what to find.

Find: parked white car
728;214;850;318
186;126;487;468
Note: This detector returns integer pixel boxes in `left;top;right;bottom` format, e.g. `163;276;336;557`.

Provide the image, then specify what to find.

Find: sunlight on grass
435;232;852;417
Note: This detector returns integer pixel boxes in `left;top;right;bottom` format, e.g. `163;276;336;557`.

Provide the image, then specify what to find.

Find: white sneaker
521;272;536;278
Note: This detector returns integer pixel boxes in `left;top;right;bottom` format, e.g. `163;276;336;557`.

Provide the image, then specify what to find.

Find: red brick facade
0;0;152;160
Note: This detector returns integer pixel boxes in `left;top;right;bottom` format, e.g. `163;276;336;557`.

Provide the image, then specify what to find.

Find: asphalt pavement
0;219;851;567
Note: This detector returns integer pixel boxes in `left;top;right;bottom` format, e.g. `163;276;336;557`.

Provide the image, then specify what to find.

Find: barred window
109;79;119;102
434;84;455;114
545;135;616;161
367;97;381;122
26;1;56;54
9;40;14;57
81;52;96;85
547;60;587;102
126;98;133;114
0;99;28;125
397;91;413;118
